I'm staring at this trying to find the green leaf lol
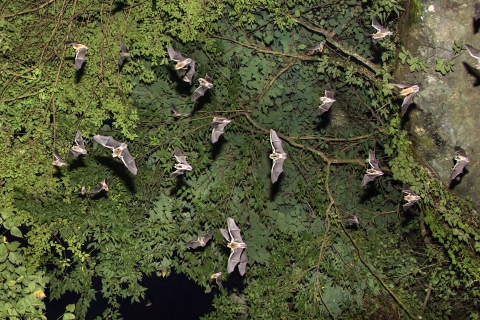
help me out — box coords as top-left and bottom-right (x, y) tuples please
(10, 227), (22, 238)
(63, 313), (75, 320)
(66, 304), (75, 312)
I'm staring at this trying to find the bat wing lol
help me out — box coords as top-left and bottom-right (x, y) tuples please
(271, 158), (285, 183)
(167, 46), (185, 61)
(368, 150), (379, 168)
(75, 130), (86, 149)
(476, 3), (480, 19)
(205, 73), (213, 84)
(371, 17), (385, 31)
(238, 250), (248, 276)
(191, 85), (208, 101)
(325, 85), (334, 99)
(219, 228), (230, 241)
(89, 182), (104, 194)
(402, 202), (414, 211)
(171, 104), (179, 114)
(68, 149), (83, 159)
(466, 44), (480, 59)
(211, 121), (229, 143)
(227, 248), (243, 274)
(174, 147), (187, 164)
(270, 129), (285, 154)
(183, 60), (196, 84)
(120, 41), (128, 53)
(401, 93), (415, 116)
(450, 161), (467, 180)
(402, 183), (414, 194)
(389, 79), (408, 89)
(185, 240), (201, 249)
(318, 102), (333, 115)
(53, 148), (66, 165)
(75, 48), (87, 70)
(64, 40), (80, 46)
(227, 217), (244, 243)
(215, 277), (223, 289)
(120, 148), (137, 175)
(203, 230), (214, 244)
(118, 55), (127, 67)
(454, 146), (467, 157)
(361, 174), (377, 186)
(93, 135), (122, 150)
(170, 169), (185, 178)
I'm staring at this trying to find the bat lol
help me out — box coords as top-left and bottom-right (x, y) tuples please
(171, 104), (189, 117)
(118, 41), (130, 67)
(210, 272), (223, 289)
(269, 129), (288, 183)
(89, 179), (108, 194)
(170, 147), (192, 178)
(191, 73), (213, 101)
(465, 44), (480, 69)
(317, 84), (336, 116)
(79, 186), (86, 195)
(69, 130), (88, 158)
(402, 184), (421, 211)
(65, 41), (88, 70)
(305, 40), (326, 55)
(344, 213), (359, 227)
(475, 3), (480, 20)
(211, 117), (232, 143)
(167, 46), (192, 70)
(177, 60), (196, 84)
(93, 135), (137, 175)
(389, 80), (420, 116)
(371, 17), (392, 42)
(450, 146), (470, 180)
(361, 149), (384, 186)
(52, 148), (67, 166)
(185, 230), (213, 249)
(219, 217), (247, 275)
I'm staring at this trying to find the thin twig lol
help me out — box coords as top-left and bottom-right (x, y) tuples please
(0, 0), (55, 19)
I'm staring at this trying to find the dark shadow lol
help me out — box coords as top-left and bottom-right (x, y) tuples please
(190, 92), (212, 116)
(95, 156), (136, 193)
(400, 105), (414, 127)
(369, 41), (383, 64)
(68, 154), (87, 171)
(269, 174), (282, 201)
(169, 175), (189, 195)
(75, 65), (86, 84)
(151, 0), (157, 11)
(167, 68), (192, 95)
(90, 189), (109, 200)
(110, 1), (127, 14)
(53, 166), (64, 179)
(474, 18), (480, 34)
(449, 168), (469, 189)
(314, 111), (331, 131)
(211, 138), (225, 161)
(359, 183), (381, 204)
(462, 61), (480, 86)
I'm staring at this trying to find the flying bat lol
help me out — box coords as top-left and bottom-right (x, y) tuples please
(220, 217), (247, 275)
(177, 60), (196, 84)
(167, 46), (192, 70)
(69, 130), (88, 158)
(450, 146), (470, 180)
(79, 186), (86, 195)
(475, 3), (480, 20)
(361, 149), (384, 186)
(191, 73), (213, 101)
(93, 135), (137, 175)
(89, 179), (108, 194)
(171, 104), (189, 117)
(305, 40), (326, 55)
(185, 231), (213, 249)
(269, 129), (288, 183)
(344, 213), (359, 227)
(402, 184), (421, 211)
(210, 272), (223, 289)
(171, 147), (192, 178)
(118, 41), (131, 67)
(390, 80), (420, 116)
(371, 17), (392, 42)
(465, 44), (480, 69)
(65, 40), (88, 70)
(211, 117), (232, 143)
(318, 84), (336, 116)
(52, 148), (67, 166)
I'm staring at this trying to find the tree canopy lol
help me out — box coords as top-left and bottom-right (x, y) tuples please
(1, 0), (480, 319)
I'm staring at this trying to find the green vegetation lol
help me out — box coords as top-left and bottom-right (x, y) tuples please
(1, 0), (479, 319)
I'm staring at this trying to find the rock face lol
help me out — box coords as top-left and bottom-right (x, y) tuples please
(398, 0), (479, 209)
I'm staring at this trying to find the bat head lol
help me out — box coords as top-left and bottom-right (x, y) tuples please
(71, 145), (87, 154)
(112, 143), (128, 157)
(269, 152), (287, 160)
(399, 85), (419, 96)
(175, 59), (192, 70)
(80, 186), (86, 195)
(404, 194), (421, 201)
(366, 168), (383, 176)
(227, 241), (247, 250)
(210, 272), (222, 279)
(199, 77), (213, 88)
(72, 43), (88, 50)
(174, 163), (192, 171)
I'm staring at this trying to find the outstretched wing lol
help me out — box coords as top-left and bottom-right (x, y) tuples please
(325, 85), (335, 99)
(318, 102), (333, 116)
(205, 73), (213, 84)
(238, 250), (248, 276)
(402, 183), (414, 195)
(191, 85), (208, 101)
(466, 44), (480, 59)
(401, 93), (416, 116)
(371, 17), (384, 31)
(227, 217), (243, 243)
(183, 60), (196, 84)
(361, 173), (378, 186)
(119, 148), (137, 175)
(185, 240), (201, 249)
(170, 169), (185, 178)
(75, 48), (87, 70)
(270, 129), (285, 154)
(368, 150), (379, 169)
(93, 135), (122, 150)
(450, 161), (468, 180)
(389, 79), (409, 89)
(219, 228), (230, 241)
(271, 158), (285, 183)
(211, 119), (230, 143)
(475, 3), (480, 20)
(75, 131), (86, 149)
(174, 147), (187, 164)
(167, 46), (186, 61)
(227, 248), (243, 274)
(454, 146), (467, 157)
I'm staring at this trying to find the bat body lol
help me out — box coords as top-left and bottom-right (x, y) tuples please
(305, 40), (326, 55)
(93, 135), (137, 175)
(69, 130), (88, 158)
(171, 147), (192, 178)
(52, 148), (67, 166)
(318, 85), (336, 116)
(269, 129), (288, 183)
(80, 186), (86, 195)
(191, 73), (213, 101)
(450, 146), (470, 180)
(185, 231), (213, 249)
(465, 44), (480, 69)
(371, 17), (392, 42)
(118, 41), (130, 66)
(89, 179), (108, 194)
(476, 3), (480, 20)
(65, 41), (88, 70)
(402, 184), (421, 211)
(171, 104), (189, 117)
(345, 213), (359, 227)
(220, 217), (247, 275)
(390, 80), (420, 116)
(211, 117), (232, 143)
(167, 46), (192, 70)
(177, 60), (196, 84)
(210, 272), (223, 289)
(361, 150), (384, 186)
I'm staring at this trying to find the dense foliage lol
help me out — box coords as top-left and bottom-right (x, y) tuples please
(1, 0), (480, 319)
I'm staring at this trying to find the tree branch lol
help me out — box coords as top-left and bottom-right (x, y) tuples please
(0, 0), (55, 19)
